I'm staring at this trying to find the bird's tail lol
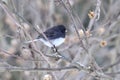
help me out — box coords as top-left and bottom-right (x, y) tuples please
(24, 39), (40, 44)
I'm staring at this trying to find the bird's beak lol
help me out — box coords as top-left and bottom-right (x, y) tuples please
(65, 30), (67, 33)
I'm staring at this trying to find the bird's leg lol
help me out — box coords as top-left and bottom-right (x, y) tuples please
(51, 45), (61, 60)
(51, 45), (58, 53)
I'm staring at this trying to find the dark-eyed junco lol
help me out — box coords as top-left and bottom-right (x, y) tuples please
(26, 25), (67, 47)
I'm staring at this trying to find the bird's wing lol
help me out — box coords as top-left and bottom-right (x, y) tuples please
(44, 30), (58, 40)
(37, 26), (63, 40)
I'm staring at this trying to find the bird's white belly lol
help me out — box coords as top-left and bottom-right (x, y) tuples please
(40, 38), (65, 47)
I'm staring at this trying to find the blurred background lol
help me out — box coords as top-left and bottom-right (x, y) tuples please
(0, 0), (120, 80)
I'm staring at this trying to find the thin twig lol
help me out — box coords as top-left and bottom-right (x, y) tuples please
(0, 66), (78, 72)
(0, 2), (21, 27)
(102, 56), (120, 71)
(88, 0), (101, 31)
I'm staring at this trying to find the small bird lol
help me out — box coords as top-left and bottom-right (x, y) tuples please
(26, 25), (67, 47)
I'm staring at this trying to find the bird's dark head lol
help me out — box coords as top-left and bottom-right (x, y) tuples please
(57, 25), (66, 33)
